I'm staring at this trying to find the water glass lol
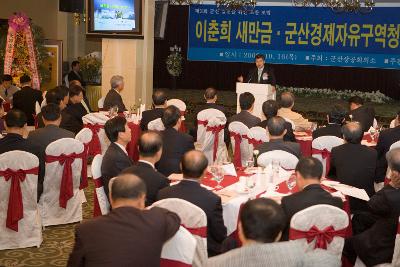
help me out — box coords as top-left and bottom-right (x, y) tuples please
(210, 165), (224, 189)
(246, 175), (257, 199)
(271, 160), (280, 183)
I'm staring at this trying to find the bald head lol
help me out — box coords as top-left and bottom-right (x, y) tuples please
(111, 174), (146, 202)
(342, 122), (363, 144)
(152, 89), (167, 106)
(280, 92), (295, 109)
(182, 150), (208, 179)
(204, 87), (217, 101)
(267, 116), (286, 137)
(138, 131), (163, 158)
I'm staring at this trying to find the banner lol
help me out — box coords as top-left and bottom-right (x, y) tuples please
(188, 5), (400, 69)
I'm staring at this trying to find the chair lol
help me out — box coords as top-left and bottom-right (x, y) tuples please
(284, 117), (296, 130)
(197, 108), (225, 145)
(98, 97), (105, 110)
(289, 204), (349, 258)
(257, 150), (299, 170)
(312, 136), (343, 177)
(390, 119), (396, 129)
(75, 128), (93, 189)
(249, 126), (269, 144)
(35, 101), (41, 115)
(152, 198), (208, 267)
(39, 138), (84, 226)
(64, 74), (69, 87)
(0, 151), (42, 250)
(91, 154), (110, 217)
(201, 115), (227, 165)
(167, 99), (187, 132)
(373, 118), (378, 128)
(148, 118), (165, 131)
(82, 113), (110, 156)
(228, 121), (253, 167)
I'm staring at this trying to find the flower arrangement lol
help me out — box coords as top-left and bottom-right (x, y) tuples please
(166, 48), (183, 77)
(79, 55), (102, 84)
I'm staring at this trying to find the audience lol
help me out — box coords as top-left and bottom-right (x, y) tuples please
(140, 89), (167, 131)
(343, 148), (400, 266)
(277, 91), (312, 131)
(12, 75), (43, 126)
(0, 74), (19, 103)
(281, 157), (343, 240)
(228, 92), (261, 128)
(156, 105), (194, 176)
(101, 116), (133, 199)
(68, 79), (91, 112)
(206, 198), (340, 267)
(67, 173), (180, 267)
(347, 96), (375, 132)
(103, 75), (127, 111)
(63, 85), (88, 134)
(157, 150), (227, 256)
(312, 105), (346, 139)
(257, 100), (295, 142)
(257, 116), (301, 158)
(121, 131), (169, 206)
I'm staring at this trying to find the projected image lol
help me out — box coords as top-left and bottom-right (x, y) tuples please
(93, 0), (135, 31)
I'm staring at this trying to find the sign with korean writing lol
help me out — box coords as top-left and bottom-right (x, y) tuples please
(187, 5), (400, 69)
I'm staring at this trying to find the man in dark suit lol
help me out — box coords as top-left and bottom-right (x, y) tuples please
(228, 92), (261, 129)
(156, 105), (195, 177)
(343, 148), (400, 266)
(103, 75), (127, 111)
(0, 109), (43, 200)
(257, 100), (295, 142)
(375, 112), (400, 183)
(328, 122), (377, 217)
(257, 116), (301, 158)
(63, 85), (88, 134)
(121, 131), (169, 206)
(67, 173), (180, 267)
(347, 96), (375, 132)
(140, 89), (167, 131)
(101, 116), (133, 199)
(12, 75), (43, 126)
(67, 60), (86, 87)
(157, 150), (227, 256)
(312, 105), (346, 140)
(281, 157), (343, 240)
(69, 80), (91, 113)
(238, 54), (276, 90)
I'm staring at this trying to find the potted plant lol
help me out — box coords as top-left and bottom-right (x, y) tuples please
(166, 45), (183, 90)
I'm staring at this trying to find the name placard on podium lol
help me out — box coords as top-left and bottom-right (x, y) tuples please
(236, 83), (276, 119)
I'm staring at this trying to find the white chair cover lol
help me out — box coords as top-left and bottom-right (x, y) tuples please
(229, 121), (253, 167)
(196, 108), (225, 145)
(382, 140), (400, 189)
(257, 150), (299, 170)
(82, 113), (110, 154)
(148, 118), (165, 131)
(64, 75), (69, 87)
(201, 115), (227, 165)
(312, 136), (343, 177)
(91, 154), (110, 215)
(290, 204), (349, 258)
(0, 151), (42, 250)
(40, 99), (47, 108)
(373, 118), (378, 128)
(152, 198), (208, 267)
(98, 97), (105, 109)
(250, 126), (269, 143)
(284, 117), (296, 129)
(35, 101), (41, 115)
(390, 119), (396, 129)
(39, 138), (84, 226)
(75, 127), (93, 188)
(167, 98), (187, 113)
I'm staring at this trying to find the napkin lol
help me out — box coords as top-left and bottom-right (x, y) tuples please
(330, 184), (370, 201)
(222, 163), (237, 177)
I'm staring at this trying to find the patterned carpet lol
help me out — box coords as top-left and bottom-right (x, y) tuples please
(0, 179), (95, 267)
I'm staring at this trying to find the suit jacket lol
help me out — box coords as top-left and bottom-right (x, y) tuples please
(328, 143), (377, 213)
(351, 185), (400, 266)
(257, 139), (301, 158)
(277, 108), (312, 131)
(0, 133), (44, 200)
(101, 143), (133, 198)
(281, 184), (343, 240)
(257, 119), (296, 142)
(67, 206), (180, 267)
(121, 161), (170, 206)
(228, 111), (261, 129)
(140, 108), (164, 131)
(156, 128), (194, 177)
(12, 86), (43, 126)
(312, 123), (343, 140)
(245, 64), (276, 85)
(375, 126), (400, 182)
(103, 89), (126, 112)
(62, 103), (88, 134)
(28, 125), (74, 154)
(204, 241), (341, 267)
(67, 70), (86, 86)
(348, 106), (375, 132)
(36, 110), (80, 135)
(157, 179), (227, 256)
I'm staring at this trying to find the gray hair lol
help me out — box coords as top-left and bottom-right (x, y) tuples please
(110, 75), (124, 89)
(387, 148), (400, 172)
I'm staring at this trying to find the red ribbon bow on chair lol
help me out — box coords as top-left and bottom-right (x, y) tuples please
(197, 120), (208, 127)
(312, 148), (331, 174)
(243, 135), (263, 147)
(289, 225), (347, 249)
(207, 124), (225, 162)
(84, 123), (103, 156)
(0, 167), (39, 231)
(93, 177), (104, 217)
(179, 111), (187, 133)
(230, 132), (243, 167)
(182, 224), (207, 238)
(46, 152), (84, 209)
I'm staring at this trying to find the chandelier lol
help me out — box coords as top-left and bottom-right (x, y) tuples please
(292, 0), (375, 13)
(216, 0), (257, 10)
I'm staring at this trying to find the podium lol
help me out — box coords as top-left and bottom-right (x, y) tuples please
(236, 82), (276, 119)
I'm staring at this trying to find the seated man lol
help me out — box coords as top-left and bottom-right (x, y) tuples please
(121, 131), (169, 206)
(0, 74), (19, 103)
(63, 85), (88, 134)
(103, 75), (127, 111)
(281, 157), (343, 240)
(375, 111), (400, 183)
(69, 79), (91, 112)
(206, 198), (340, 267)
(228, 92), (261, 129)
(277, 91), (312, 131)
(328, 122), (377, 215)
(140, 89), (167, 131)
(312, 105), (346, 140)
(257, 100), (295, 142)
(101, 116), (133, 199)
(67, 174), (180, 267)
(343, 148), (400, 266)
(37, 86), (70, 128)
(347, 96), (375, 132)
(157, 150), (227, 256)
(156, 105), (194, 176)
(257, 116), (301, 158)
